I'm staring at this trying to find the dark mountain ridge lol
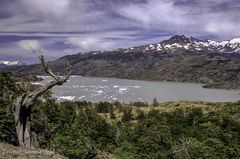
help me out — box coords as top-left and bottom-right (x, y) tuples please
(3, 35), (240, 89)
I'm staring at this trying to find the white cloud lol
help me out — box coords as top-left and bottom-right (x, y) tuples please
(117, 0), (195, 32)
(0, 0), (132, 33)
(117, 0), (240, 38)
(19, 0), (70, 18)
(65, 37), (117, 51)
(0, 0), (240, 38)
(1, 0), (240, 63)
(18, 40), (40, 51)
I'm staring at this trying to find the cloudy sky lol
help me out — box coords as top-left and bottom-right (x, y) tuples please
(0, 0), (240, 63)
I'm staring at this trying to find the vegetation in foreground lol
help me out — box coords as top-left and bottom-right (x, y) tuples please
(0, 72), (240, 159)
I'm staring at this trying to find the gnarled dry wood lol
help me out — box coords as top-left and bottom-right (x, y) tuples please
(13, 53), (72, 147)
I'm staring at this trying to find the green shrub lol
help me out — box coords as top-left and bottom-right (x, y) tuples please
(122, 108), (133, 122)
(0, 72), (24, 145)
(95, 101), (113, 113)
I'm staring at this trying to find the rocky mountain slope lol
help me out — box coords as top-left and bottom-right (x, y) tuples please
(4, 35), (240, 89)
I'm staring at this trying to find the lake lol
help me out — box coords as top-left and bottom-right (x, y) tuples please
(34, 76), (240, 103)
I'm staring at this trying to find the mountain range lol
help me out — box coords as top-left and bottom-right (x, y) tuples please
(113, 35), (240, 54)
(0, 60), (24, 65)
(3, 35), (240, 89)
(0, 60), (24, 69)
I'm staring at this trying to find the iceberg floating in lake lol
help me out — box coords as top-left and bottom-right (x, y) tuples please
(59, 96), (76, 101)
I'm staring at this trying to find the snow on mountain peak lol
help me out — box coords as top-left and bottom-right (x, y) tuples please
(158, 35), (240, 53)
(114, 35), (240, 54)
(230, 38), (240, 44)
(0, 60), (24, 66)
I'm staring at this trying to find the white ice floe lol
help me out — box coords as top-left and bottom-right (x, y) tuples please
(70, 76), (81, 78)
(78, 96), (85, 100)
(129, 86), (141, 88)
(37, 76), (49, 79)
(119, 88), (128, 93)
(72, 85), (80, 88)
(31, 82), (43, 85)
(92, 90), (104, 96)
(59, 96), (76, 101)
(98, 86), (108, 89)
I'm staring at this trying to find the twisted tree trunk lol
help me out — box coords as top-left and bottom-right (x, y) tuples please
(13, 54), (72, 147)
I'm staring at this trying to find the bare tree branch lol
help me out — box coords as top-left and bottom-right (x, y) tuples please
(39, 54), (60, 82)
(13, 53), (72, 147)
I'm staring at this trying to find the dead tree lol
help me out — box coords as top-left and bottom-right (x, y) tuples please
(13, 54), (72, 147)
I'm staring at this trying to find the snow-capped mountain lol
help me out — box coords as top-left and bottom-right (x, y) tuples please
(115, 35), (240, 54)
(5, 35), (240, 90)
(0, 60), (24, 66)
